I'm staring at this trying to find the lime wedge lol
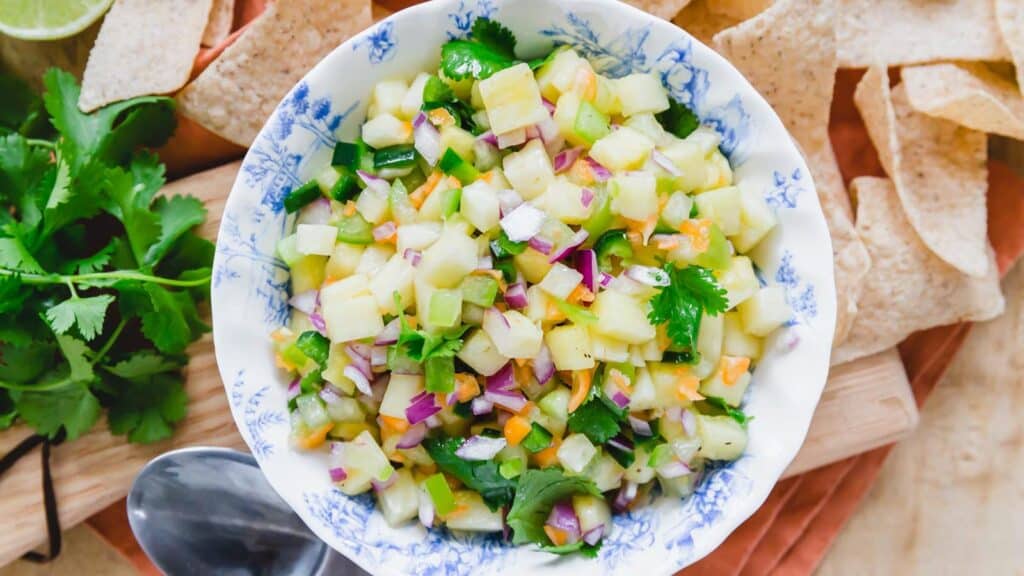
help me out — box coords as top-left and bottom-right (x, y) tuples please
(0, 0), (114, 41)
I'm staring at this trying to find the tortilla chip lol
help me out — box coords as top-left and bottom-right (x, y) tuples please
(178, 0), (372, 147)
(903, 63), (1024, 141)
(995, 0), (1024, 95)
(854, 66), (990, 278)
(78, 0), (212, 112)
(706, 0), (772, 20)
(672, 0), (742, 46)
(202, 0), (235, 47)
(713, 0), (870, 345)
(838, 0), (1010, 68)
(626, 0), (695, 20)
(832, 177), (1004, 365)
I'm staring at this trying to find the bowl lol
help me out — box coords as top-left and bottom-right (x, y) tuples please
(211, 0), (837, 573)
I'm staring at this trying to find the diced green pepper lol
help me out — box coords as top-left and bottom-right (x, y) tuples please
(335, 213), (374, 245)
(299, 368), (323, 394)
(662, 350), (698, 364)
(581, 189), (614, 243)
(425, 356), (456, 393)
(594, 229), (633, 271)
(332, 141), (369, 169)
(281, 342), (308, 368)
(521, 422), (554, 453)
(552, 298), (598, 325)
(283, 181), (321, 214)
(439, 148), (479, 185)
(490, 231), (526, 259)
(460, 275), (499, 307)
(441, 187), (462, 219)
(574, 100), (610, 144)
(694, 224), (730, 270)
(295, 331), (330, 366)
(499, 458), (524, 479)
(647, 443), (674, 467)
(329, 171), (359, 202)
(493, 258), (517, 284)
(424, 473), (457, 516)
(373, 144), (418, 170)
(428, 289), (462, 328)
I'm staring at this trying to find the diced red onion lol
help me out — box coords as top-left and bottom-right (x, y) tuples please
(412, 111), (427, 129)
(414, 115), (442, 166)
(286, 378), (301, 401)
(651, 149), (681, 176)
(533, 343), (555, 385)
(528, 235), (553, 254)
(599, 272), (613, 288)
(486, 362), (516, 391)
(553, 147), (582, 173)
(497, 189), (524, 216)
(455, 435), (508, 460)
(319, 385), (342, 405)
(297, 197), (331, 226)
(586, 157), (612, 181)
(396, 422), (427, 449)
(425, 414), (443, 428)
(330, 441), (345, 456)
(357, 170), (390, 195)
(373, 221), (397, 242)
(504, 282), (529, 309)
(329, 467), (348, 482)
(471, 396), (494, 415)
(625, 265), (671, 287)
(372, 473), (397, 492)
(370, 346), (388, 368)
(548, 229), (589, 263)
(497, 129), (526, 149)
(403, 248), (422, 266)
(542, 98), (556, 115)
(525, 124), (541, 141)
(346, 345), (373, 379)
(536, 116), (561, 144)
(477, 255), (493, 270)
(613, 481), (638, 511)
(628, 415), (653, 436)
(406, 392), (441, 425)
(477, 130), (499, 147)
(289, 290), (318, 315)
(582, 526), (604, 546)
(607, 434), (634, 453)
(681, 409), (697, 437)
(347, 342), (371, 359)
(546, 501), (581, 543)
(484, 388), (528, 412)
(344, 365), (372, 396)
(580, 187), (594, 208)
(500, 203), (546, 242)
(657, 459), (692, 479)
(609, 389), (630, 409)
(577, 249), (598, 293)
(419, 495), (435, 527)
(375, 318), (401, 345)
(309, 312), (327, 335)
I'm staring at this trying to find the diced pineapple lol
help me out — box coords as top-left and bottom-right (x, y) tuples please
(716, 256), (759, 310)
(479, 63), (549, 135)
(369, 255), (416, 315)
(445, 491), (504, 531)
(414, 277), (437, 328)
(417, 176), (457, 222)
(418, 228), (478, 288)
(325, 243), (365, 279)
(739, 285), (790, 336)
(730, 181), (777, 252)
(440, 69), (473, 100)
(696, 414), (747, 460)
(295, 224), (337, 256)
(588, 329), (630, 362)
(513, 247), (554, 284)
(592, 74), (621, 116)
(400, 73), (431, 119)
(611, 172), (658, 221)
(460, 180), (501, 233)
(695, 186), (742, 236)
(483, 309), (543, 358)
(440, 125), (477, 163)
(702, 150), (734, 190)
(558, 433), (597, 473)
(589, 126), (655, 172)
(646, 362), (702, 408)
(623, 113), (672, 146)
(612, 73), (670, 117)
(378, 468), (419, 526)
(361, 113), (413, 148)
(322, 343), (355, 394)
(539, 177), (593, 224)
(536, 48), (588, 102)
(290, 255), (327, 293)
(372, 79), (409, 119)
(538, 262), (583, 300)
(585, 451), (625, 492)
(334, 431), (393, 495)
(686, 127), (723, 155)
(538, 386), (571, 420)
(322, 273), (370, 300)
(692, 311), (724, 379)
(700, 368), (751, 407)
(591, 289), (656, 344)
(661, 192), (694, 230)
(355, 244), (395, 276)
(396, 222), (442, 254)
(553, 91), (587, 148)
(457, 329), (510, 376)
(502, 139), (554, 200)
(623, 446), (656, 483)
(723, 312), (762, 359)
(573, 494), (612, 536)
(659, 141), (708, 193)
(545, 324), (595, 371)
(322, 294), (384, 343)
(525, 284), (561, 325)
(635, 337), (662, 361)
(379, 374), (424, 419)
(355, 187), (390, 224)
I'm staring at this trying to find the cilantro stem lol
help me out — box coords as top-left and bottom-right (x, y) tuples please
(92, 318), (127, 365)
(0, 376), (73, 392)
(26, 138), (55, 150)
(65, 278), (79, 299)
(0, 268), (210, 288)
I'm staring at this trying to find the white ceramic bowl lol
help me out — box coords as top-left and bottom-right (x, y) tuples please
(212, 0), (837, 573)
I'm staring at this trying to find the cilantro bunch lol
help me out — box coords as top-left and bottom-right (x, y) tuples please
(0, 69), (213, 444)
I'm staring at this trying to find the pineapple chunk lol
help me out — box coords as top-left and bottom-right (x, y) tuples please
(355, 244), (395, 276)
(623, 113), (672, 146)
(325, 243), (365, 279)
(513, 247), (554, 284)
(440, 125), (477, 163)
(573, 494), (612, 536)
(526, 284), (565, 325)
(538, 262), (583, 300)
(591, 289), (656, 344)
(700, 368), (751, 407)
(730, 181), (777, 253)
(502, 139), (554, 200)
(558, 433), (598, 473)
(536, 48), (588, 102)
(400, 73), (431, 119)
(369, 255), (416, 315)
(479, 63), (549, 135)
(723, 312), (762, 359)
(586, 451), (625, 492)
(372, 79), (409, 119)
(553, 91), (587, 148)
(659, 140), (708, 193)
(295, 224), (337, 256)
(611, 172), (658, 221)
(592, 74), (621, 116)
(647, 362), (702, 409)
(378, 468), (419, 527)
(445, 491), (504, 531)
(290, 255), (326, 293)
(612, 73), (670, 117)
(738, 286), (790, 336)
(539, 177), (593, 224)
(322, 294), (384, 343)
(693, 311), (724, 379)
(334, 431), (393, 495)
(322, 274), (371, 301)
(589, 126), (654, 172)
(457, 329), (510, 376)
(545, 324), (595, 371)
(696, 415), (747, 460)
(361, 113), (412, 148)
(588, 329), (630, 362)
(355, 187), (390, 224)
(483, 309), (543, 358)
(685, 126), (723, 155)
(414, 278), (437, 328)
(322, 343), (354, 394)
(716, 256), (759, 310)
(418, 228), (478, 288)
(380, 373), (424, 419)
(396, 222), (442, 254)
(695, 186), (742, 236)
(460, 180), (501, 233)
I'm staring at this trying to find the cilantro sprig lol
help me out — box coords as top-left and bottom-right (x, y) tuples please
(0, 69), (212, 444)
(440, 18), (520, 81)
(648, 264), (728, 354)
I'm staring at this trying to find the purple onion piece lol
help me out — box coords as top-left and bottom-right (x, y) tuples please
(371, 472), (397, 492)
(553, 147), (582, 173)
(533, 343), (555, 385)
(586, 157), (612, 181)
(548, 229), (589, 264)
(580, 187), (594, 208)
(286, 378), (301, 401)
(309, 312), (327, 335)
(484, 389), (528, 412)
(628, 415), (653, 436)
(329, 467), (348, 483)
(577, 249), (598, 293)
(486, 362), (516, 391)
(528, 235), (554, 255)
(503, 282), (529, 309)
(405, 393), (441, 425)
(403, 248), (422, 266)
(471, 396), (494, 415)
(651, 149), (682, 176)
(289, 290), (318, 315)
(344, 365), (372, 396)
(375, 318), (401, 345)
(373, 221), (397, 242)
(396, 422), (427, 449)
(545, 501), (581, 543)
(582, 526), (604, 546)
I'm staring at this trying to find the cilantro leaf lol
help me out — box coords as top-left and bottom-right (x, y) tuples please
(421, 76), (479, 133)
(0, 336), (55, 383)
(103, 166), (161, 266)
(567, 374), (625, 444)
(542, 540), (602, 558)
(0, 73), (45, 135)
(648, 264), (728, 353)
(702, 396), (752, 427)
(657, 98), (700, 139)
(423, 436), (517, 510)
(42, 155), (106, 238)
(105, 351), (183, 378)
(104, 368), (187, 443)
(393, 297), (470, 362)
(471, 18), (517, 59)
(144, 195), (207, 267)
(0, 275), (28, 314)
(45, 295), (115, 341)
(507, 469), (601, 546)
(441, 41), (517, 81)
(59, 239), (117, 274)
(0, 390), (15, 430)
(55, 333), (94, 383)
(119, 282), (209, 355)
(0, 233), (44, 272)
(11, 380), (101, 440)
(0, 134), (51, 224)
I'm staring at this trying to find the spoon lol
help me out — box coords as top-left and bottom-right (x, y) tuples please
(127, 446), (368, 576)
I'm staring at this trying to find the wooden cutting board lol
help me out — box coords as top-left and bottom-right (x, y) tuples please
(0, 162), (919, 567)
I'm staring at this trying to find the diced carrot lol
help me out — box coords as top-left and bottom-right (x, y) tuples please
(428, 107), (456, 128)
(567, 283), (595, 305)
(517, 400), (536, 417)
(569, 158), (595, 185)
(545, 301), (565, 322)
(674, 369), (704, 402)
(274, 354), (295, 371)
(455, 373), (481, 402)
(420, 463), (438, 475)
(480, 170), (495, 183)
(544, 525), (570, 547)
(270, 327), (292, 342)
(504, 416), (532, 446)
(532, 438), (562, 468)
(296, 423), (334, 450)
(445, 504), (470, 519)
(388, 452), (406, 464)
(609, 368), (632, 394)
(410, 171), (443, 208)
(679, 219), (712, 252)
(380, 414), (410, 433)
(569, 370), (593, 412)
(718, 356), (751, 386)
(655, 235), (682, 251)
(343, 201), (357, 216)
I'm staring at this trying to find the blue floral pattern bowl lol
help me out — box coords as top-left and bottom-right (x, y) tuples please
(211, 0), (837, 573)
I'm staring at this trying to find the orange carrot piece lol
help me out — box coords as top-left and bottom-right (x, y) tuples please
(532, 438), (561, 468)
(544, 525), (569, 547)
(410, 171), (443, 208)
(343, 201), (357, 216)
(674, 369), (704, 402)
(504, 416), (532, 446)
(296, 423), (334, 450)
(380, 414), (410, 433)
(719, 356), (751, 386)
(679, 219), (712, 252)
(455, 373), (481, 402)
(568, 370), (593, 412)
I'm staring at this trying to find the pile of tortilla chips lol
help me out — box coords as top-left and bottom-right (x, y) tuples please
(68, 0), (1016, 366)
